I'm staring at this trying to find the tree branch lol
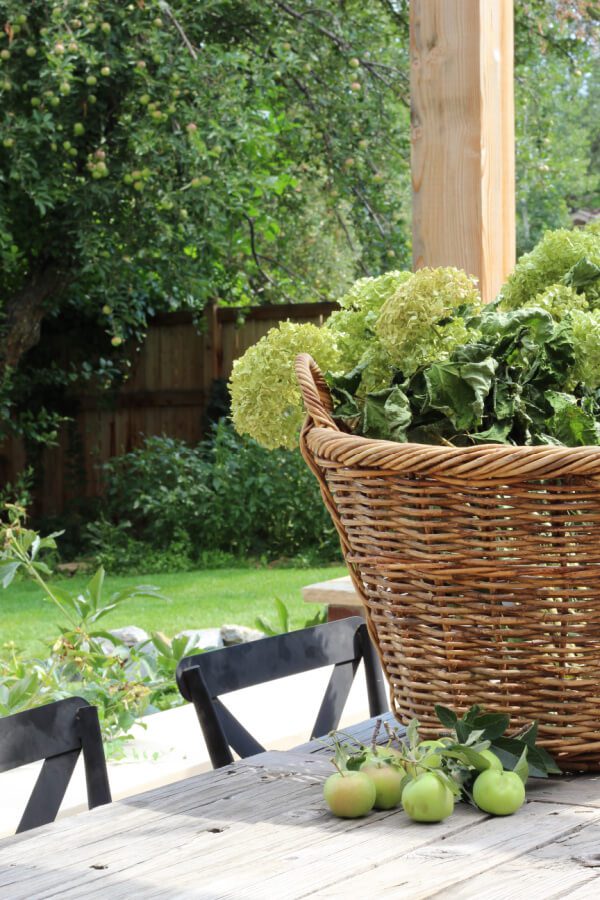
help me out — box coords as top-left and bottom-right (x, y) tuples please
(160, 2), (198, 60)
(1, 264), (68, 370)
(256, 252), (329, 300)
(352, 186), (387, 237)
(243, 214), (294, 301)
(272, 0), (409, 100)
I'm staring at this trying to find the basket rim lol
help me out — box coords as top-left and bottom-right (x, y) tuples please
(303, 426), (600, 479)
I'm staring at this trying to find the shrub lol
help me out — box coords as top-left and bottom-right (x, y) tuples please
(99, 435), (213, 548)
(88, 422), (340, 570)
(204, 420), (339, 559)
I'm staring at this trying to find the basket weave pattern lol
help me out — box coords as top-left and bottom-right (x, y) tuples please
(296, 354), (600, 770)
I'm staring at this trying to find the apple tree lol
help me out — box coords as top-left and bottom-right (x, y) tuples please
(0, 0), (412, 445)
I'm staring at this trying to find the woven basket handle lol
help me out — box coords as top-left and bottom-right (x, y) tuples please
(295, 353), (338, 430)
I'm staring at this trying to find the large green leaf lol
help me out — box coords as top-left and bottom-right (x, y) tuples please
(362, 386), (412, 441)
(469, 422), (513, 444)
(434, 704), (458, 729)
(563, 257), (600, 293)
(472, 712), (511, 740)
(546, 391), (600, 446)
(423, 359), (497, 432)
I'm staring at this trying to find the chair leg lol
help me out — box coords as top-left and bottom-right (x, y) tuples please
(17, 751), (79, 833)
(77, 705), (112, 809)
(183, 666), (235, 768)
(360, 628), (389, 716)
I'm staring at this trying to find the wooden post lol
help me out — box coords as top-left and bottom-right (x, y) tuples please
(410, 0), (515, 303)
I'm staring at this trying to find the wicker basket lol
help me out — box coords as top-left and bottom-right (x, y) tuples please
(296, 353), (600, 771)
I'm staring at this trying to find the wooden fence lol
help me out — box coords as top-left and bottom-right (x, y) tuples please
(1, 301), (337, 516)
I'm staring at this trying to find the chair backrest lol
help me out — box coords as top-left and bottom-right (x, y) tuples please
(0, 697), (112, 833)
(176, 616), (388, 768)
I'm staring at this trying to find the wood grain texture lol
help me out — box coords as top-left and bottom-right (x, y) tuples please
(1, 717), (599, 900)
(411, 0), (515, 302)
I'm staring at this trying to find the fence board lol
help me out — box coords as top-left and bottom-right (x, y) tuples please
(0, 302), (337, 515)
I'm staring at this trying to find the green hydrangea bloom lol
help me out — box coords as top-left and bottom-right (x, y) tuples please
(229, 321), (339, 450)
(523, 283), (589, 321)
(326, 270), (413, 374)
(570, 309), (600, 390)
(500, 225), (600, 310)
(375, 267), (481, 375)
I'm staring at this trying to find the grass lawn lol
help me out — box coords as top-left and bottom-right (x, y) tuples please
(2, 565), (347, 655)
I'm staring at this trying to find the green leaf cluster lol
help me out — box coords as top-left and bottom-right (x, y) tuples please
(0, 504), (173, 746)
(434, 705), (560, 780)
(499, 227), (600, 310)
(337, 303), (600, 447)
(321, 224), (600, 449)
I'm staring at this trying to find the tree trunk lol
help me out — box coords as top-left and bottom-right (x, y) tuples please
(1, 265), (66, 369)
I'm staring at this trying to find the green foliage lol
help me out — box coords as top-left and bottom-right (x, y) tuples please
(570, 309), (600, 389)
(524, 283), (588, 321)
(85, 519), (196, 576)
(0, 504), (170, 747)
(515, 54), (599, 253)
(255, 597), (327, 636)
(434, 704), (560, 780)
(499, 224), (600, 309)
(334, 299), (600, 447)
(0, 466), (33, 507)
(0, 0), (411, 446)
(375, 267), (482, 375)
(97, 435), (212, 548)
(230, 321), (340, 449)
(90, 422), (341, 570)
(325, 270), (412, 392)
(231, 227), (600, 450)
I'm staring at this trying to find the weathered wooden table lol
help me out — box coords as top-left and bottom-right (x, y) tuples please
(2, 715), (600, 899)
(302, 574), (363, 621)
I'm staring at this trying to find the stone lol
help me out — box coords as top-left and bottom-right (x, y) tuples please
(109, 625), (150, 647)
(133, 638), (159, 661)
(173, 628), (223, 652)
(220, 624), (265, 646)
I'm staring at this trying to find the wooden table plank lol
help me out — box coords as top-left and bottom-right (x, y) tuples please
(1, 714), (598, 899)
(438, 828), (600, 900)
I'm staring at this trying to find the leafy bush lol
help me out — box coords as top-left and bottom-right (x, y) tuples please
(0, 468), (33, 508)
(204, 421), (339, 559)
(0, 505), (170, 752)
(85, 519), (196, 575)
(1, 509), (329, 752)
(88, 423), (340, 571)
(99, 436), (212, 548)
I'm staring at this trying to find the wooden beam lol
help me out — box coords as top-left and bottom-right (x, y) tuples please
(410, 0), (515, 303)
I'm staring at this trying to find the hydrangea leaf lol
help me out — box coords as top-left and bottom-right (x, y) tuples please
(545, 392), (600, 446)
(562, 257), (600, 293)
(362, 386), (412, 441)
(423, 358), (497, 433)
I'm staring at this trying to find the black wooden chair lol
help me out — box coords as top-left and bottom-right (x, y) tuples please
(176, 616), (388, 768)
(0, 696), (112, 833)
